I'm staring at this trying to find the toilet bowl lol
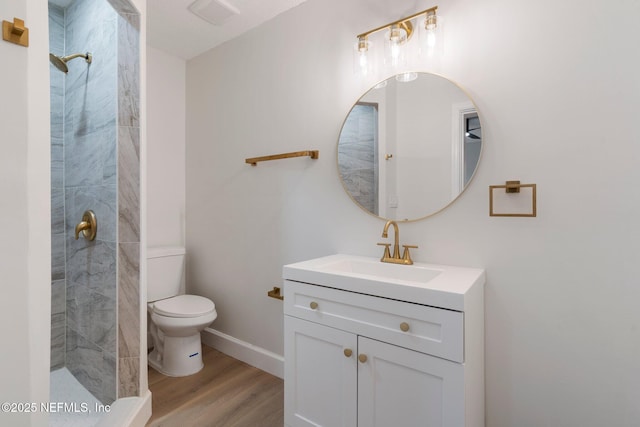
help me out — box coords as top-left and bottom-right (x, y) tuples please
(148, 294), (217, 377)
(147, 247), (217, 377)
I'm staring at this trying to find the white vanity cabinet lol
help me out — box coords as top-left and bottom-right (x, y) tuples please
(283, 255), (485, 427)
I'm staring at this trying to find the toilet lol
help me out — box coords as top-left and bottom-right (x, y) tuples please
(147, 246), (217, 377)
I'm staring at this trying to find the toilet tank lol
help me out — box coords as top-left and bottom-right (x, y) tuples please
(147, 246), (186, 302)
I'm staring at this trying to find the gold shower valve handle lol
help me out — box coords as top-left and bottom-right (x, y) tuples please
(75, 210), (97, 241)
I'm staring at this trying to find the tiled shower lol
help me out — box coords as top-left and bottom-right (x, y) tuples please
(49, 0), (141, 406)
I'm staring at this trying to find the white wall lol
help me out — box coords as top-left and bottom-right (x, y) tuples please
(0, 0), (148, 425)
(146, 47), (186, 248)
(0, 0), (51, 425)
(186, 0), (640, 426)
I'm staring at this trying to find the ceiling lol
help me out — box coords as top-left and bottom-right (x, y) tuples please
(147, 0), (309, 60)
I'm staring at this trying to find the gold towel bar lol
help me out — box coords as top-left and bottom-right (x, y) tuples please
(245, 150), (319, 166)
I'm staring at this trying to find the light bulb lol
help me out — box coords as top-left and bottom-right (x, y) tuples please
(385, 25), (407, 68)
(353, 37), (372, 76)
(424, 14), (438, 49)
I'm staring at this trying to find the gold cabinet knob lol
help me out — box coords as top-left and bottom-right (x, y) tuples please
(358, 354), (368, 363)
(309, 301), (318, 310)
(343, 349), (353, 358)
(400, 322), (410, 332)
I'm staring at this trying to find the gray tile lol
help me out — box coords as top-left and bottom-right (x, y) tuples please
(102, 352), (117, 404)
(64, 133), (104, 188)
(66, 328), (104, 401)
(51, 137), (64, 189)
(50, 320), (66, 371)
(66, 282), (116, 354)
(66, 238), (117, 294)
(118, 126), (140, 243)
(52, 233), (66, 281)
(51, 187), (65, 232)
(118, 357), (139, 398)
(117, 13), (139, 127)
(118, 243), (139, 358)
(52, 279), (66, 315)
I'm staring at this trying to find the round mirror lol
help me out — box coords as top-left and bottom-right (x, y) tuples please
(337, 72), (482, 221)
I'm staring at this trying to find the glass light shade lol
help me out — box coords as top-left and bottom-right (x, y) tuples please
(384, 25), (408, 69)
(419, 13), (443, 58)
(353, 38), (373, 77)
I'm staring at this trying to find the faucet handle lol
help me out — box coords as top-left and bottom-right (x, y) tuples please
(377, 243), (391, 261)
(401, 245), (418, 265)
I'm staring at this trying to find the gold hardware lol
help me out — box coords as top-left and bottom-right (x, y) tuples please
(358, 354), (368, 363)
(376, 243), (391, 260)
(75, 210), (97, 241)
(489, 181), (537, 217)
(344, 349), (353, 358)
(400, 322), (410, 332)
(402, 245), (417, 264)
(379, 220), (418, 265)
(505, 180), (521, 194)
(356, 6), (437, 41)
(385, 154), (393, 160)
(2, 17), (29, 47)
(245, 150), (319, 166)
(267, 286), (284, 301)
(309, 301), (318, 310)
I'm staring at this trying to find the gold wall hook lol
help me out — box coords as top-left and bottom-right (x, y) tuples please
(2, 17), (29, 47)
(267, 286), (284, 300)
(75, 210), (97, 241)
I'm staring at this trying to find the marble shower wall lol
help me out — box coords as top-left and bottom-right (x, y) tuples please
(49, 4), (66, 371)
(114, 8), (141, 398)
(338, 104), (379, 214)
(63, 0), (118, 405)
(49, 0), (140, 404)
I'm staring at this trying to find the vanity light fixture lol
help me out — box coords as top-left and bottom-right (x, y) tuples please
(353, 6), (440, 78)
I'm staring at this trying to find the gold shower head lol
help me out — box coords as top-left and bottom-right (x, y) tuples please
(49, 52), (92, 73)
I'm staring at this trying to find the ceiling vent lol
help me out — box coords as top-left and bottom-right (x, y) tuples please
(188, 0), (240, 26)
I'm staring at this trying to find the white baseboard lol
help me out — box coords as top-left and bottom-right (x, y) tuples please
(201, 327), (284, 379)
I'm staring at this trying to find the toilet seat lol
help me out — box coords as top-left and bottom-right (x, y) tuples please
(152, 295), (215, 318)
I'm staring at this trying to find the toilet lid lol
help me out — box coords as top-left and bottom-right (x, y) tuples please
(153, 295), (216, 318)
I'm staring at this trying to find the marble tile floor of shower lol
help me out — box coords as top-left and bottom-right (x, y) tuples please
(49, 367), (107, 427)
(147, 345), (284, 427)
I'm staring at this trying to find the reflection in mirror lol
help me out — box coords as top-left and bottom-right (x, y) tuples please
(337, 72), (482, 221)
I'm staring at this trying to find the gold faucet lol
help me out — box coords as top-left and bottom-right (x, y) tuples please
(377, 220), (418, 265)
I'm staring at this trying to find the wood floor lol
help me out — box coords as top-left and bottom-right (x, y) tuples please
(146, 345), (284, 427)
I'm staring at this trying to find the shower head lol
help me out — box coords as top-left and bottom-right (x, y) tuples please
(49, 52), (92, 73)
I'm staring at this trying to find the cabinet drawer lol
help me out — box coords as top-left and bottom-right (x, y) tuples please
(284, 280), (464, 362)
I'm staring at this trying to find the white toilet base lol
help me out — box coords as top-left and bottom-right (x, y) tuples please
(149, 333), (204, 377)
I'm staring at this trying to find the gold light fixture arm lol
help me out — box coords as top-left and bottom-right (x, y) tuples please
(356, 6), (438, 40)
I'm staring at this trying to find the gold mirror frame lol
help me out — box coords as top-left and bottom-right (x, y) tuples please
(336, 72), (483, 222)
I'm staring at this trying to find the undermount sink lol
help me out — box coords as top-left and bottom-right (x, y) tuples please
(316, 257), (442, 284)
(283, 254), (485, 311)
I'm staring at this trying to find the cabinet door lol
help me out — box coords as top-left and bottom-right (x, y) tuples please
(358, 337), (464, 427)
(285, 316), (357, 427)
